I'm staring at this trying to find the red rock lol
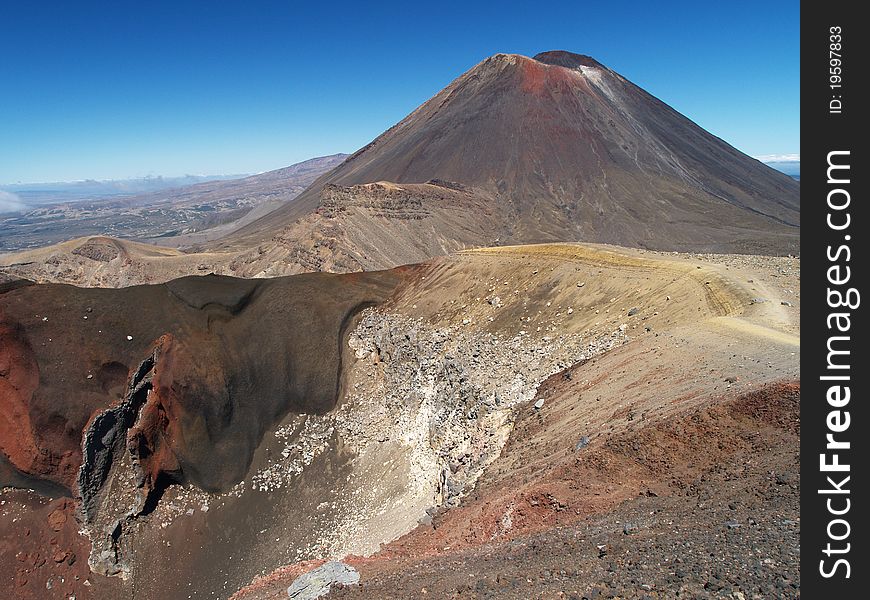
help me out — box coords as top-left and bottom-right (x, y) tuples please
(0, 320), (41, 477)
(47, 508), (66, 531)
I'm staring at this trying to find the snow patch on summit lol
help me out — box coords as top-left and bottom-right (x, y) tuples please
(579, 65), (615, 101)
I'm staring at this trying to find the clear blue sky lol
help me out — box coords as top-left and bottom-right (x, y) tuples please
(0, 0), (799, 184)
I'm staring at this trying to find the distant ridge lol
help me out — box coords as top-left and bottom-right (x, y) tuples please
(0, 154), (349, 252)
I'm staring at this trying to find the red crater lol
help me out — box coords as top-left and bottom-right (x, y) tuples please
(0, 316), (44, 478)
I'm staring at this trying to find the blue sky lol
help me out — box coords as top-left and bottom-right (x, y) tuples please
(0, 1), (799, 184)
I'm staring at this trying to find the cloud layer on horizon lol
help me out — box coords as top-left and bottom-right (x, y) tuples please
(754, 154), (800, 163)
(0, 190), (25, 213)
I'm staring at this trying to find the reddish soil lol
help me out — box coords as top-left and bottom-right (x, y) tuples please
(0, 492), (124, 599)
(235, 382), (800, 599)
(376, 382), (799, 557)
(0, 317), (42, 477)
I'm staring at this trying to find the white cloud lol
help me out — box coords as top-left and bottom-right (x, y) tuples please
(754, 154), (800, 163)
(0, 190), (26, 212)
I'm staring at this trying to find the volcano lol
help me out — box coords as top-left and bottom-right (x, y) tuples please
(223, 50), (799, 262)
(0, 51), (800, 286)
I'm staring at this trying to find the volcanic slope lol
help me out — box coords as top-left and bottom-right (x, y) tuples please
(2, 243), (798, 599)
(220, 50), (799, 268)
(234, 245), (800, 600)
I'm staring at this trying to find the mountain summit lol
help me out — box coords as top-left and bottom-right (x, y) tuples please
(225, 50), (798, 260)
(532, 50), (606, 68)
